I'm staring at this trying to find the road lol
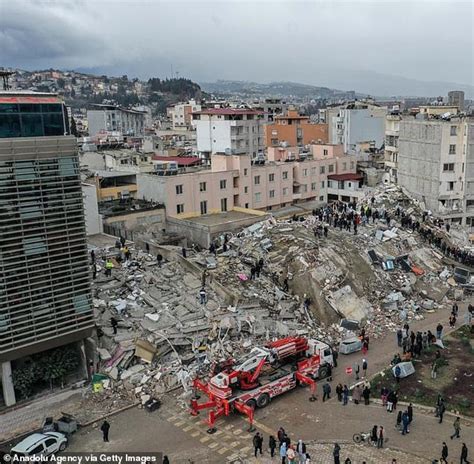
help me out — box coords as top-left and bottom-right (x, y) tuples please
(67, 305), (473, 463)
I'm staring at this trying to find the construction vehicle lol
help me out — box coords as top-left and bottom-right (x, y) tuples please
(190, 336), (334, 433)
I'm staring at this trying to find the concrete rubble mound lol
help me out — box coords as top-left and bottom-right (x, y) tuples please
(87, 184), (471, 410)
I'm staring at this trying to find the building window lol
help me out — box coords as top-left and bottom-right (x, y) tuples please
(176, 184), (183, 195)
(449, 144), (456, 155)
(254, 175), (260, 185)
(199, 182), (207, 192)
(220, 179), (227, 189)
(323, 149), (328, 156)
(320, 166), (325, 174)
(343, 162), (347, 170)
(450, 126), (457, 136)
(244, 186), (248, 193)
(221, 198), (227, 212)
(328, 164), (334, 173)
(200, 200), (208, 214)
(350, 161), (355, 170)
(269, 189), (275, 198)
(255, 192), (262, 202)
(282, 171), (288, 180)
(271, 138), (279, 146)
(311, 182), (316, 191)
(283, 187), (288, 195)
(176, 204), (184, 214)
(447, 181), (454, 191)
(269, 173), (275, 182)
(303, 168), (308, 177)
(443, 163), (455, 172)
(244, 168), (248, 176)
(319, 196), (324, 201)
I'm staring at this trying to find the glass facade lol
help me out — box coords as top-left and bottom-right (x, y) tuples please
(0, 103), (67, 138)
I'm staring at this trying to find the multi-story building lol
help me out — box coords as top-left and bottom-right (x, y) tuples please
(251, 99), (288, 123)
(87, 104), (148, 136)
(398, 115), (474, 227)
(167, 100), (201, 130)
(325, 102), (387, 154)
(192, 108), (265, 160)
(0, 92), (94, 406)
(264, 110), (328, 147)
(447, 91), (465, 112)
(137, 143), (361, 217)
(384, 113), (401, 183)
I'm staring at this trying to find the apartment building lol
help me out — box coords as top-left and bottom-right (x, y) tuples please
(325, 102), (387, 154)
(87, 104), (148, 136)
(192, 108), (265, 160)
(88, 171), (138, 201)
(0, 92), (94, 406)
(137, 143), (360, 217)
(398, 115), (474, 226)
(167, 100), (201, 130)
(251, 98), (288, 122)
(264, 110), (329, 147)
(384, 113), (401, 183)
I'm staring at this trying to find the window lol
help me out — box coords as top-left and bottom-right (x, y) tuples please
(200, 200), (208, 215)
(323, 149), (328, 156)
(221, 198), (227, 212)
(244, 168), (248, 176)
(244, 186), (248, 193)
(176, 204), (184, 214)
(30, 445), (45, 455)
(199, 182), (207, 192)
(44, 438), (57, 447)
(320, 166), (325, 174)
(328, 164), (334, 173)
(269, 189), (275, 198)
(282, 171), (288, 180)
(319, 196), (324, 201)
(343, 162), (347, 170)
(443, 163), (455, 172)
(254, 175), (260, 185)
(449, 144), (456, 155)
(303, 168), (308, 177)
(269, 173), (275, 182)
(450, 126), (457, 136)
(311, 182), (316, 191)
(255, 192), (261, 202)
(220, 179), (227, 189)
(271, 138), (279, 145)
(283, 187), (288, 195)
(350, 161), (355, 170)
(447, 181), (454, 191)
(176, 184), (183, 195)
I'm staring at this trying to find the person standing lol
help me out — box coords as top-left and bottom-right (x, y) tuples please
(280, 442), (288, 464)
(352, 384), (362, 405)
(377, 426), (384, 448)
(278, 427), (286, 447)
(333, 443), (341, 464)
(199, 287), (207, 305)
(451, 416), (461, 439)
(362, 385), (370, 405)
(100, 420), (110, 442)
(438, 399), (446, 424)
(354, 362), (360, 381)
(253, 432), (263, 457)
(397, 328), (403, 347)
(401, 411), (410, 435)
(440, 442), (448, 463)
(269, 436), (277, 458)
(110, 317), (118, 335)
(362, 359), (368, 377)
(323, 381), (331, 402)
(436, 323), (443, 340)
(407, 403), (413, 424)
(296, 440), (306, 464)
(460, 443), (469, 463)
(336, 383), (343, 402)
(181, 247), (187, 258)
(342, 385), (349, 405)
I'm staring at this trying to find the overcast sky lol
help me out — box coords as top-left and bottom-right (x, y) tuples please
(2, 0), (473, 95)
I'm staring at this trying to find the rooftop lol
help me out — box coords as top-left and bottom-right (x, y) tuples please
(92, 170), (137, 178)
(328, 173), (363, 181)
(0, 90), (62, 104)
(153, 155), (202, 166)
(185, 209), (264, 226)
(193, 108), (265, 116)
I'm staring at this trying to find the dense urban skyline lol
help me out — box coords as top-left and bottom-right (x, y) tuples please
(2, 0), (473, 97)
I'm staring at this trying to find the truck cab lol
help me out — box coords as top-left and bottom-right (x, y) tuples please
(306, 339), (334, 377)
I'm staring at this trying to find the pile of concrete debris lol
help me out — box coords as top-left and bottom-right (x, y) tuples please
(87, 184), (468, 410)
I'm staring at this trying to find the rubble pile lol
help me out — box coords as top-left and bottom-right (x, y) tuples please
(87, 184), (471, 410)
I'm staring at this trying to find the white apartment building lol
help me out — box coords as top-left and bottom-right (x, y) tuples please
(326, 102), (387, 155)
(87, 104), (148, 136)
(167, 100), (201, 130)
(384, 113), (401, 183)
(192, 108), (265, 160)
(398, 116), (474, 227)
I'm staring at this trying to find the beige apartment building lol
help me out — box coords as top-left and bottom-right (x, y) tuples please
(137, 144), (362, 218)
(384, 113), (401, 183)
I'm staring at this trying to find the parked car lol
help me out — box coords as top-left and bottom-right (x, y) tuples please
(11, 432), (67, 457)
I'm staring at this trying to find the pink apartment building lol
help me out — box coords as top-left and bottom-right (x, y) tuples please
(137, 144), (364, 218)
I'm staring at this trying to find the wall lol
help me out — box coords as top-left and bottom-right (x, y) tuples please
(103, 208), (166, 231)
(345, 108), (386, 154)
(87, 110), (106, 136)
(82, 183), (103, 235)
(265, 122), (328, 146)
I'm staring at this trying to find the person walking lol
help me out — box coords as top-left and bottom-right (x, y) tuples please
(100, 420), (110, 442)
(387, 390), (395, 412)
(377, 426), (384, 448)
(396, 411), (402, 431)
(333, 443), (341, 464)
(460, 443), (469, 463)
(363, 385), (370, 405)
(401, 411), (410, 435)
(440, 442), (448, 463)
(407, 403), (413, 424)
(451, 416), (461, 439)
(371, 425), (378, 446)
(342, 385), (349, 405)
(322, 381), (331, 402)
(269, 436), (277, 458)
(296, 440), (307, 464)
(438, 399), (446, 424)
(362, 359), (368, 377)
(253, 432), (263, 457)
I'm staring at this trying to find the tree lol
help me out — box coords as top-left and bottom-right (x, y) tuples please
(70, 116), (78, 137)
(12, 364), (39, 399)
